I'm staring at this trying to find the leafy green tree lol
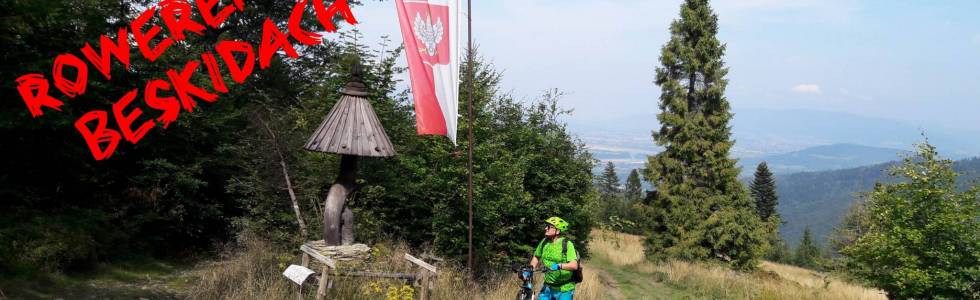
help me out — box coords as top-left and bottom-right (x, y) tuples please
(831, 196), (870, 255)
(0, 0), (595, 278)
(643, 0), (765, 270)
(842, 142), (980, 299)
(794, 226), (822, 269)
(348, 55), (596, 269)
(597, 162), (621, 197)
(624, 169), (643, 202)
(0, 0), (315, 271)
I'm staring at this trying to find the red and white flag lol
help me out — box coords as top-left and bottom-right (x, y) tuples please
(395, 0), (460, 144)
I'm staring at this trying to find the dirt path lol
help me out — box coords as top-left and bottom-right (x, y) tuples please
(586, 257), (699, 300)
(585, 229), (699, 299)
(0, 259), (191, 299)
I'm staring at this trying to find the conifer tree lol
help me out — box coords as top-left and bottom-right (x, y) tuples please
(751, 162), (779, 221)
(624, 169), (643, 202)
(597, 161), (621, 197)
(752, 162), (785, 260)
(794, 226), (822, 269)
(643, 0), (765, 270)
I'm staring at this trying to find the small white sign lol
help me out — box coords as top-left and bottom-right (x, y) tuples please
(282, 264), (316, 285)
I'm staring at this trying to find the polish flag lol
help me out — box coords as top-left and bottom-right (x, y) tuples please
(395, 0), (459, 144)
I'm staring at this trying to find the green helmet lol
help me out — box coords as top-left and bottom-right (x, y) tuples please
(545, 216), (569, 232)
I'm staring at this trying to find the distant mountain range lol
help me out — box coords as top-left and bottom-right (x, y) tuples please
(573, 108), (980, 181)
(738, 143), (912, 175)
(776, 157), (980, 248)
(573, 107), (980, 250)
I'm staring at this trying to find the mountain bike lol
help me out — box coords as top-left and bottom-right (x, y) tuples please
(512, 265), (551, 300)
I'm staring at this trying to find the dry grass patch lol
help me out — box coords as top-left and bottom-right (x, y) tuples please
(184, 232), (604, 300)
(589, 229), (887, 300)
(759, 261), (887, 300)
(185, 234), (294, 300)
(589, 229), (644, 266)
(481, 267), (604, 300)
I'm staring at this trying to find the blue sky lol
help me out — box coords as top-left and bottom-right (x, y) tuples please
(345, 0), (980, 131)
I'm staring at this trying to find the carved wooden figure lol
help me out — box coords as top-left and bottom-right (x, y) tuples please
(303, 71), (395, 246)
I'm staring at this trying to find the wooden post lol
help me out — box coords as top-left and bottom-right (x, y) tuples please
(299, 244), (337, 300)
(296, 252), (310, 300)
(298, 253), (309, 300)
(316, 265), (329, 300)
(420, 271), (430, 300)
(404, 253), (438, 300)
(466, 0), (475, 273)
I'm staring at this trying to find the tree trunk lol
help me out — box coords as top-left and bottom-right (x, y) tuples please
(324, 155), (357, 245)
(281, 161), (307, 240)
(258, 114), (308, 240)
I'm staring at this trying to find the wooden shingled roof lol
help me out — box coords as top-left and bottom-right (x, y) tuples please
(303, 80), (396, 157)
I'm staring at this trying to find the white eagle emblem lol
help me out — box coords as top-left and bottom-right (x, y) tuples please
(412, 12), (443, 56)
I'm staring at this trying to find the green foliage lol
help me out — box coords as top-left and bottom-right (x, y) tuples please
(642, 0), (765, 270)
(752, 162), (786, 264)
(624, 169), (643, 202)
(597, 162), (621, 197)
(221, 29), (597, 269)
(830, 197), (870, 256)
(766, 238), (792, 264)
(841, 142), (980, 299)
(777, 156), (980, 250)
(354, 59), (596, 268)
(751, 162), (778, 221)
(793, 227), (823, 269)
(0, 0), (266, 272)
(593, 166), (650, 235)
(0, 0), (596, 277)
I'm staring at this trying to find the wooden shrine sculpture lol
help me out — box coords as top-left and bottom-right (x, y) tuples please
(303, 70), (395, 246)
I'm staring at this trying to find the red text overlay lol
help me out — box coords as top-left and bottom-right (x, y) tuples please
(14, 0), (357, 160)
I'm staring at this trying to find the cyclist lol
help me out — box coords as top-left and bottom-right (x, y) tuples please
(529, 216), (579, 300)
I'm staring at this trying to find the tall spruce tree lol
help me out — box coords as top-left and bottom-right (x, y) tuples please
(751, 162), (778, 221)
(625, 169), (643, 202)
(751, 162), (784, 261)
(643, 0), (765, 270)
(598, 161), (622, 197)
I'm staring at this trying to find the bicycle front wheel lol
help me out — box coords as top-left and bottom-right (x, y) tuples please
(516, 288), (533, 300)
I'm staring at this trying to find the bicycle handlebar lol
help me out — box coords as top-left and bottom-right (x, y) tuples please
(512, 265), (554, 274)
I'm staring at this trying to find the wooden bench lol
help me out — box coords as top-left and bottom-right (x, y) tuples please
(290, 241), (440, 300)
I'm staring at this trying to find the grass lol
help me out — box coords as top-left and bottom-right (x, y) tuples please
(587, 230), (699, 299)
(587, 229), (887, 300)
(0, 256), (190, 299)
(183, 232), (608, 300)
(1, 229), (888, 300)
(184, 232), (495, 300)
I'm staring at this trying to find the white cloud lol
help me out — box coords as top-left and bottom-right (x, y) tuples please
(791, 84), (821, 94)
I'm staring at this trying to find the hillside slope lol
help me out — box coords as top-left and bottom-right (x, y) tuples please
(777, 157), (980, 246)
(738, 143), (910, 175)
(587, 230), (885, 300)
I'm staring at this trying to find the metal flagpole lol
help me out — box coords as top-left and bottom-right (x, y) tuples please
(466, 0), (474, 272)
